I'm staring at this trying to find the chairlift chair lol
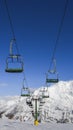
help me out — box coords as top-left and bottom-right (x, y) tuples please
(46, 71), (59, 83)
(5, 55), (24, 73)
(21, 78), (30, 96)
(5, 39), (24, 73)
(21, 87), (30, 96)
(46, 59), (59, 83)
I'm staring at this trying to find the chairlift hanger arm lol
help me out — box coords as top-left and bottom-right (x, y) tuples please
(4, 0), (15, 39)
(48, 59), (56, 74)
(10, 39), (16, 55)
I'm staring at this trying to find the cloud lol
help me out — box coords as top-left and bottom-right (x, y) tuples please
(0, 83), (8, 87)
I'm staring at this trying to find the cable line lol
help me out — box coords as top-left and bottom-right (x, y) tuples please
(22, 72), (29, 88)
(4, 0), (19, 54)
(49, 0), (68, 71)
(46, 0), (68, 84)
(4, 0), (15, 39)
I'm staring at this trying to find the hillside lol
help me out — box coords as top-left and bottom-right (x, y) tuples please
(0, 80), (73, 123)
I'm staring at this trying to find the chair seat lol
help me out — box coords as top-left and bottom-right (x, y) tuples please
(5, 68), (23, 73)
(46, 78), (59, 83)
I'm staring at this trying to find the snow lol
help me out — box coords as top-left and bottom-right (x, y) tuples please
(0, 80), (73, 129)
(33, 81), (73, 122)
(0, 118), (73, 130)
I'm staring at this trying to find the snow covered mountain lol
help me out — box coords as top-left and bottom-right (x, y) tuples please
(0, 80), (73, 123)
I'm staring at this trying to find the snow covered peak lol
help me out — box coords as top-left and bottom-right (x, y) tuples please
(0, 80), (73, 123)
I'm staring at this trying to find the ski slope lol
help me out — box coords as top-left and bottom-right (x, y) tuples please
(0, 80), (73, 122)
(0, 118), (73, 130)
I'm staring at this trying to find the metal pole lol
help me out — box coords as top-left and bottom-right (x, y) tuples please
(34, 98), (39, 126)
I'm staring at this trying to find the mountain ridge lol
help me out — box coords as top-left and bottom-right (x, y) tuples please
(0, 80), (73, 123)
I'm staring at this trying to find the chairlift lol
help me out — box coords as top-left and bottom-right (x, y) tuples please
(21, 78), (30, 96)
(5, 39), (24, 73)
(21, 87), (30, 96)
(26, 96), (33, 107)
(46, 59), (59, 83)
(40, 88), (49, 98)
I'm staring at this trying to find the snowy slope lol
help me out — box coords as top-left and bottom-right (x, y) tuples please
(0, 118), (73, 130)
(0, 80), (73, 123)
(0, 96), (33, 121)
(37, 81), (73, 123)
